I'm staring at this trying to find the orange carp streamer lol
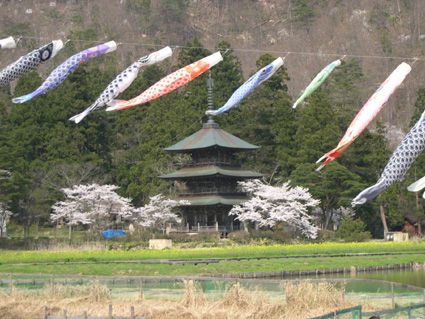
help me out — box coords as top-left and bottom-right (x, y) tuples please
(106, 52), (223, 111)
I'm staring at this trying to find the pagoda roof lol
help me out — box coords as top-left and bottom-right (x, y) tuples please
(164, 121), (259, 152)
(159, 165), (262, 179)
(178, 194), (248, 206)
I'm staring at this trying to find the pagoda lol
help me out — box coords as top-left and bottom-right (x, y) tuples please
(159, 73), (262, 232)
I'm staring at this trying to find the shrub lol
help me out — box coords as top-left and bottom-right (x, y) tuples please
(335, 217), (372, 242)
(250, 229), (292, 243)
(166, 232), (220, 243)
(227, 231), (250, 244)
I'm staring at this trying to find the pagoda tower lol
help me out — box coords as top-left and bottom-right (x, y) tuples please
(160, 73), (262, 232)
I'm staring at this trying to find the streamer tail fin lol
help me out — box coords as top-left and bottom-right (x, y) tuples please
(315, 148), (341, 171)
(69, 106), (94, 124)
(105, 100), (128, 111)
(352, 179), (387, 206)
(407, 176), (425, 192)
(12, 93), (35, 104)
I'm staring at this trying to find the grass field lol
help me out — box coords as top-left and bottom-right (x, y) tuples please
(0, 241), (424, 277)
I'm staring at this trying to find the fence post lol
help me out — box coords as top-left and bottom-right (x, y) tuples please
(423, 289), (425, 317)
(139, 279), (144, 300)
(44, 306), (48, 319)
(63, 309), (67, 319)
(109, 304), (113, 319)
(8, 274), (12, 295)
(391, 282), (395, 309)
(83, 311), (88, 319)
(131, 306), (135, 319)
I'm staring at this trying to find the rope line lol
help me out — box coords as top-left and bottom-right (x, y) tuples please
(8, 35), (425, 62)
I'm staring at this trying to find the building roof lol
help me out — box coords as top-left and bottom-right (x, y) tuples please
(178, 194), (248, 206)
(159, 165), (263, 179)
(164, 120), (259, 152)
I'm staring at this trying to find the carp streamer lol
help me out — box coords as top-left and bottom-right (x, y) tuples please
(0, 36), (16, 49)
(292, 59), (341, 109)
(12, 41), (117, 104)
(69, 46), (172, 123)
(0, 40), (63, 87)
(352, 109), (425, 206)
(205, 57), (284, 116)
(106, 51), (223, 111)
(407, 176), (425, 193)
(316, 62), (412, 171)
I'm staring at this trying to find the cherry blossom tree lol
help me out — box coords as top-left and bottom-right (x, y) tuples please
(0, 202), (12, 238)
(229, 179), (320, 239)
(133, 194), (189, 230)
(51, 184), (134, 238)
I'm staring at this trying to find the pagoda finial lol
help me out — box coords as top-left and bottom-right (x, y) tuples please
(204, 71), (219, 128)
(207, 71), (214, 114)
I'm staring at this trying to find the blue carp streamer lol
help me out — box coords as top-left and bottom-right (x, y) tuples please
(12, 41), (117, 104)
(206, 57), (283, 116)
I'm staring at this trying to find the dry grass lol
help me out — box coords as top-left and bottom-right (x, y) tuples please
(0, 280), (358, 319)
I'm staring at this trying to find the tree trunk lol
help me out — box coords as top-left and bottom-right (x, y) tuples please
(416, 192), (420, 210)
(324, 210), (333, 230)
(24, 222), (30, 239)
(68, 224), (72, 242)
(379, 204), (389, 236)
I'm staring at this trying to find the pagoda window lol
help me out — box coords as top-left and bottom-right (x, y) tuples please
(190, 149), (236, 166)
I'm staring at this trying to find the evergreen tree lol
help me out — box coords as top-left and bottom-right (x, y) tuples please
(290, 162), (365, 230)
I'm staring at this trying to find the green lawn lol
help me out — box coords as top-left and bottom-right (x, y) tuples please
(0, 241), (424, 276)
(0, 253), (423, 277)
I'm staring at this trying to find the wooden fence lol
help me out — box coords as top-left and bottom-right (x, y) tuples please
(44, 304), (144, 319)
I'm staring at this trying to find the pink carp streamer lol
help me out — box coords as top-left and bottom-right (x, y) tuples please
(316, 62), (412, 171)
(106, 51), (223, 111)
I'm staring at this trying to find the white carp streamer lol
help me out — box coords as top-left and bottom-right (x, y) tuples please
(317, 62), (412, 171)
(407, 176), (425, 193)
(69, 46), (172, 123)
(0, 36), (16, 49)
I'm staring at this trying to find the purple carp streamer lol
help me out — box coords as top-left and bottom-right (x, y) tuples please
(12, 41), (117, 104)
(0, 40), (63, 87)
(352, 110), (425, 206)
(0, 36), (16, 49)
(69, 46), (172, 124)
(205, 57), (284, 116)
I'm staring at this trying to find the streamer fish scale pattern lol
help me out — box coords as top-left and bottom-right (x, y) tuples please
(39, 53), (83, 91)
(0, 43), (53, 86)
(352, 110), (425, 206)
(381, 113), (425, 185)
(92, 64), (140, 112)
